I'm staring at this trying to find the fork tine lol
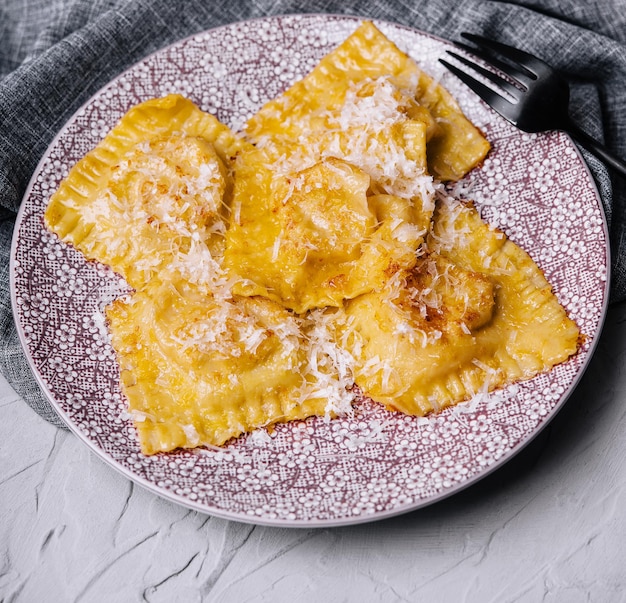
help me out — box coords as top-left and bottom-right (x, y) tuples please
(453, 41), (535, 84)
(460, 33), (549, 78)
(439, 58), (517, 121)
(445, 50), (524, 100)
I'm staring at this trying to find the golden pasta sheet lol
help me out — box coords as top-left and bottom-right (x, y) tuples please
(340, 196), (580, 415)
(223, 152), (429, 313)
(107, 283), (355, 455)
(246, 20), (490, 182)
(44, 94), (249, 290)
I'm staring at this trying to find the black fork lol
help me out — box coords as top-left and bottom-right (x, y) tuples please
(440, 33), (626, 177)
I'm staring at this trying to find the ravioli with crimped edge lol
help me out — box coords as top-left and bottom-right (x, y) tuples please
(107, 285), (353, 455)
(45, 94), (248, 291)
(245, 20), (491, 182)
(43, 21), (580, 455)
(338, 195), (581, 414)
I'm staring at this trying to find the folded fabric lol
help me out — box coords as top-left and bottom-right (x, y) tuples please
(1, 0), (625, 427)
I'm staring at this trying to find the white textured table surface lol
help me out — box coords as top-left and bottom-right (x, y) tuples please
(1, 302), (625, 603)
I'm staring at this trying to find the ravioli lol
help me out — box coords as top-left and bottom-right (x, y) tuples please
(107, 284), (353, 455)
(44, 94), (249, 289)
(223, 153), (429, 313)
(226, 21), (490, 312)
(246, 20), (490, 182)
(340, 196), (581, 414)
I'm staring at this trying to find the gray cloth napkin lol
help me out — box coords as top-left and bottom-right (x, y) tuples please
(1, 0), (625, 428)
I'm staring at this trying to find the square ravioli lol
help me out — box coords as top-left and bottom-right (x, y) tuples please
(107, 284), (354, 455)
(44, 94), (249, 290)
(246, 20), (490, 182)
(339, 196), (581, 414)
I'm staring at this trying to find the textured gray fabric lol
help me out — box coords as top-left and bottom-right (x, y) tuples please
(1, 0), (625, 427)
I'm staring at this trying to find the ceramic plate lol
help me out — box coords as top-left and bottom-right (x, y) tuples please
(11, 14), (609, 526)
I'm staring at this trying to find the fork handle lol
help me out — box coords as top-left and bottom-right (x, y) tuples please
(564, 119), (626, 178)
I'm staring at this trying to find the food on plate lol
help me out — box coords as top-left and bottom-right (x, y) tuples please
(44, 95), (248, 290)
(339, 195), (581, 414)
(107, 285), (353, 455)
(44, 21), (580, 455)
(245, 20), (491, 182)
